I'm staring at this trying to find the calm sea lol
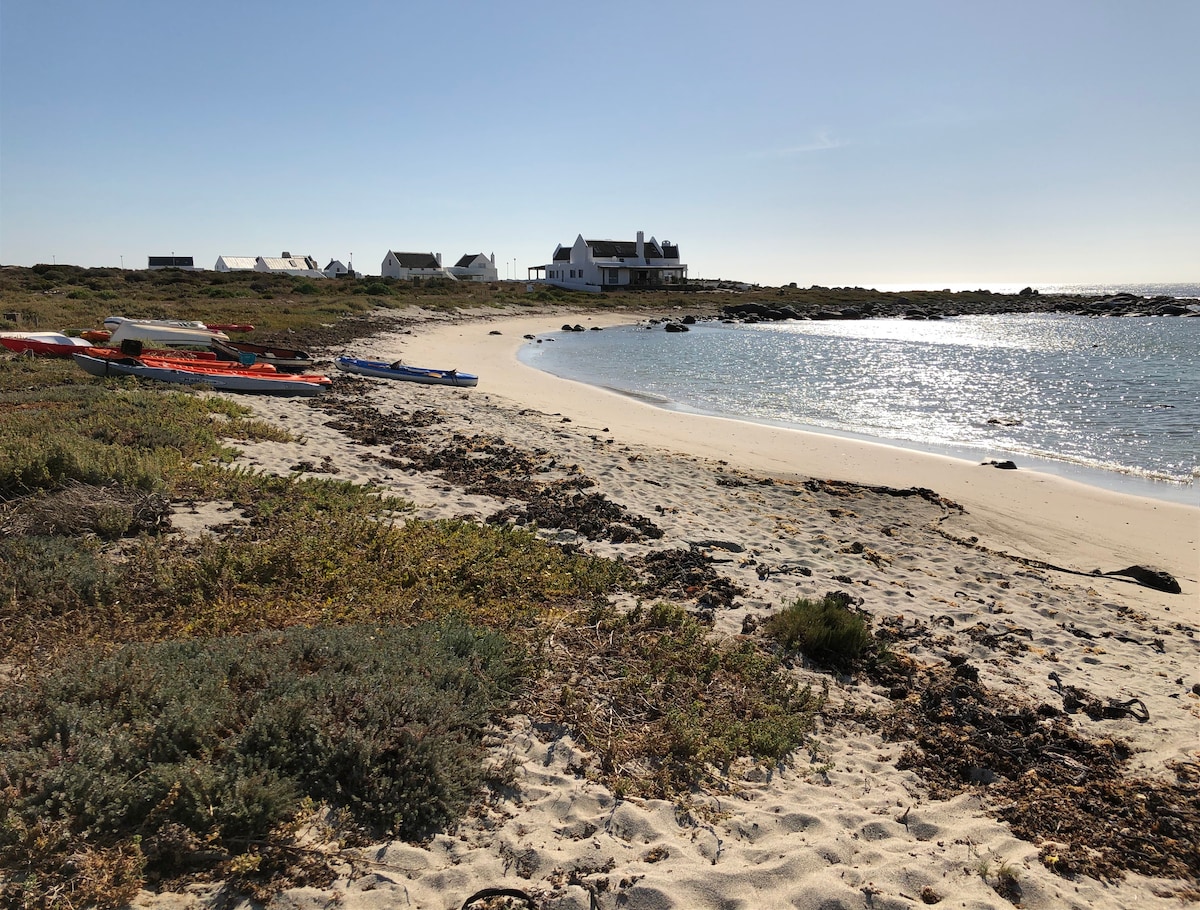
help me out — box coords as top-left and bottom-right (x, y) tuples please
(519, 296), (1199, 505)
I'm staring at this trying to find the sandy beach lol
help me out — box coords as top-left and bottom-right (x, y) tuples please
(154, 306), (1199, 910)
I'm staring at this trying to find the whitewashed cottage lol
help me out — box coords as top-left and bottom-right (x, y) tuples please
(447, 253), (499, 282)
(534, 231), (685, 291)
(381, 251), (449, 280)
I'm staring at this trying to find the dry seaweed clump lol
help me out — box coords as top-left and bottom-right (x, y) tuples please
(863, 660), (1200, 884)
(0, 479), (171, 539)
(526, 602), (820, 799)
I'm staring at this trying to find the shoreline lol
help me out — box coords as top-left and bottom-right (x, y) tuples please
(391, 309), (1198, 584)
(588, 382), (1196, 507)
(202, 304), (1200, 910)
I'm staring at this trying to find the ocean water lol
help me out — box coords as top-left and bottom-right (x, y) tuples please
(518, 312), (1199, 505)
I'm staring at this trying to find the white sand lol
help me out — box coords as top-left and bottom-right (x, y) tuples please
(144, 307), (1199, 910)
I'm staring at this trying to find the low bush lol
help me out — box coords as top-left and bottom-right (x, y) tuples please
(0, 619), (521, 901)
(763, 592), (873, 670)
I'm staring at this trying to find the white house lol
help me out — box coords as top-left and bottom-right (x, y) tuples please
(447, 252), (499, 282)
(256, 253), (324, 278)
(381, 251), (451, 280)
(533, 231), (686, 291)
(323, 259), (362, 279)
(214, 256), (258, 272)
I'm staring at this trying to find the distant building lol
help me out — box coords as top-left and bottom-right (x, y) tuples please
(447, 252), (499, 282)
(381, 251), (450, 280)
(214, 256), (258, 272)
(148, 255), (197, 270)
(255, 253), (325, 278)
(323, 259), (361, 279)
(533, 231), (685, 291)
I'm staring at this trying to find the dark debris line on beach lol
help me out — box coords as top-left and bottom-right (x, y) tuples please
(862, 620), (1200, 887)
(307, 373), (1199, 891)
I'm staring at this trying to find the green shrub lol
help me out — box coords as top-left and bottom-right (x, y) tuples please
(0, 619), (521, 891)
(0, 535), (120, 615)
(764, 592), (872, 670)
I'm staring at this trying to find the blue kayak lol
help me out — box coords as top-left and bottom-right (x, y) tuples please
(335, 355), (478, 387)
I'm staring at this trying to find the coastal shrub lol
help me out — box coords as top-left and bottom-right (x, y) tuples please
(764, 592), (872, 670)
(0, 535), (118, 614)
(0, 619), (521, 902)
(292, 281), (319, 295)
(116, 507), (625, 636)
(0, 378), (289, 497)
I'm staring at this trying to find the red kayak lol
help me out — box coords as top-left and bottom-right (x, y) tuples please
(1, 333), (94, 357)
(205, 323), (255, 333)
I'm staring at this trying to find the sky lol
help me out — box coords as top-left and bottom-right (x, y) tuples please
(1, 0), (1197, 287)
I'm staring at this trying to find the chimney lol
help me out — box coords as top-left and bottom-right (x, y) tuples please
(435, 252), (442, 266)
(636, 231), (645, 259)
(282, 251), (291, 258)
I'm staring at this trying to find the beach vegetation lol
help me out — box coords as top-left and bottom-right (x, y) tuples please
(2, 276), (1008, 905)
(763, 592), (874, 670)
(0, 620), (520, 905)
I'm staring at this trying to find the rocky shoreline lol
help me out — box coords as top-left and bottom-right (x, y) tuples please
(716, 289), (1199, 323)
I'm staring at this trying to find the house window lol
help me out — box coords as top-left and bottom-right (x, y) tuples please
(607, 270), (618, 284)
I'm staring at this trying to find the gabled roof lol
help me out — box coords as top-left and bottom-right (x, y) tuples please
(561, 238), (669, 260)
(259, 257), (317, 271)
(455, 253), (486, 268)
(553, 247), (572, 262)
(585, 240), (641, 258)
(389, 251), (441, 269)
(216, 256), (258, 270)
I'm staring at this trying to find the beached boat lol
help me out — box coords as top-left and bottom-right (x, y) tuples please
(335, 355), (478, 387)
(0, 332), (94, 357)
(107, 321), (229, 348)
(103, 316), (254, 333)
(73, 352), (330, 396)
(210, 338), (314, 373)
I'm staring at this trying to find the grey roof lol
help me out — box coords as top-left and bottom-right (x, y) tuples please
(390, 252), (441, 269)
(148, 255), (194, 267)
(558, 239), (670, 260)
(455, 253), (484, 268)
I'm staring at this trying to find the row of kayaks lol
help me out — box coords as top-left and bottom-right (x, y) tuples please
(1, 318), (478, 395)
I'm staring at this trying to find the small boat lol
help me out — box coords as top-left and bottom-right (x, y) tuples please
(87, 345), (219, 361)
(74, 352), (330, 396)
(0, 332), (94, 357)
(89, 349), (275, 372)
(335, 355), (478, 387)
(211, 338), (314, 373)
(108, 321), (230, 347)
(103, 316), (253, 333)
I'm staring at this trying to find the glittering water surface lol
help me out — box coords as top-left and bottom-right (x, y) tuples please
(519, 314), (1199, 500)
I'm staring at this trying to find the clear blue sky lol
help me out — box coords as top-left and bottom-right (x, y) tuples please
(2, 0), (1197, 286)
